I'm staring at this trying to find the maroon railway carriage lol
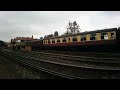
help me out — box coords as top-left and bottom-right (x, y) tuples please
(26, 27), (120, 52)
(42, 28), (120, 52)
(30, 39), (43, 50)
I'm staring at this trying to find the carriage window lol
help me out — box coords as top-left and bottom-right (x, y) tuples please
(57, 39), (60, 43)
(52, 41), (55, 43)
(63, 38), (66, 43)
(72, 36), (77, 42)
(81, 35), (86, 41)
(17, 40), (21, 42)
(52, 39), (55, 43)
(44, 41), (45, 44)
(101, 32), (108, 40)
(90, 33), (97, 40)
(48, 40), (50, 43)
(68, 38), (70, 41)
(111, 32), (115, 39)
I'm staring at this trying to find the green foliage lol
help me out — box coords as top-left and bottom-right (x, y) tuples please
(0, 40), (7, 47)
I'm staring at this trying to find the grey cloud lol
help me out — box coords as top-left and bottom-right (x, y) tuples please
(0, 11), (120, 42)
(101, 11), (120, 17)
(88, 11), (120, 30)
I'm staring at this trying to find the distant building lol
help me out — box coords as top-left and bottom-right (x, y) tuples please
(9, 36), (35, 48)
(44, 34), (53, 38)
(11, 36), (35, 43)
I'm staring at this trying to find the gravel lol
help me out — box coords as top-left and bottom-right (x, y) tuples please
(0, 53), (61, 79)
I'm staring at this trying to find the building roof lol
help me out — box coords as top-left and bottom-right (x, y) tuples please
(11, 37), (35, 43)
(44, 28), (117, 40)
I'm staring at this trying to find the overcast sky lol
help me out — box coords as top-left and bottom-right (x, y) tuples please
(0, 11), (120, 42)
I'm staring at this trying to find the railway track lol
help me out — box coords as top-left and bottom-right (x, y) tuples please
(6, 49), (120, 63)
(6, 48), (120, 58)
(33, 49), (120, 58)
(0, 50), (84, 79)
(3, 49), (120, 70)
(2, 49), (120, 79)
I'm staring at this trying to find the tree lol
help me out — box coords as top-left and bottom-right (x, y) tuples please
(54, 31), (59, 36)
(40, 37), (43, 39)
(64, 21), (81, 35)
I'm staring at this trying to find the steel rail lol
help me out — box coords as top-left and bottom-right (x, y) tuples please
(0, 51), (84, 79)
(3, 49), (120, 71)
